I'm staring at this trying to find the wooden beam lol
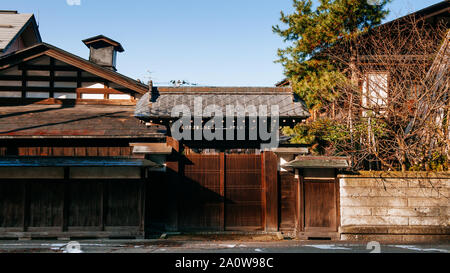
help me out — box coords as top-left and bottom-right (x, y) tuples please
(299, 169), (305, 233)
(62, 167), (70, 232)
(100, 181), (108, 232)
(0, 75), (114, 82)
(166, 137), (180, 153)
(219, 152), (225, 231)
(131, 143), (172, 155)
(22, 182), (30, 232)
(263, 151), (279, 232)
(139, 168), (147, 236)
(19, 64), (80, 71)
(335, 169), (341, 233)
(76, 88), (130, 95)
(49, 58), (55, 99)
(21, 69), (26, 101)
(45, 49), (148, 94)
(165, 160), (180, 232)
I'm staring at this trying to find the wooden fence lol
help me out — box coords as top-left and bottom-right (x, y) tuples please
(147, 152), (279, 233)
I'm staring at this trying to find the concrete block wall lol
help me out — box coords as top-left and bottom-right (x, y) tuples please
(339, 172), (450, 242)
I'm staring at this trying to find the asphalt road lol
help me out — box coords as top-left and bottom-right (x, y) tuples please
(0, 239), (448, 253)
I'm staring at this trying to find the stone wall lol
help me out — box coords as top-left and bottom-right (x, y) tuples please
(339, 172), (450, 242)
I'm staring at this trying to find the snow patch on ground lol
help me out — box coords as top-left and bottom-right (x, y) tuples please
(219, 244), (236, 248)
(391, 245), (449, 253)
(305, 244), (352, 250)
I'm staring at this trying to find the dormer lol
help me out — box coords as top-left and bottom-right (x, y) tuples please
(82, 35), (124, 71)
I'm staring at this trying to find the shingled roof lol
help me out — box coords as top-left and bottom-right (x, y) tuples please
(135, 87), (310, 119)
(0, 12), (41, 53)
(0, 104), (166, 139)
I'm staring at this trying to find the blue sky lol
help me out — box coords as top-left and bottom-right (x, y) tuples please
(3, 0), (443, 86)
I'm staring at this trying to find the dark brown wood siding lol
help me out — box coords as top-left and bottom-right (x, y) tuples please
(0, 178), (145, 239)
(147, 153), (276, 232)
(225, 154), (263, 231)
(279, 172), (298, 232)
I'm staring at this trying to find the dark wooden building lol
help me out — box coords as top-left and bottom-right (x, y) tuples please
(134, 86), (347, 239)
(0, 36), (168, 240)
(0, 12), (351, 240)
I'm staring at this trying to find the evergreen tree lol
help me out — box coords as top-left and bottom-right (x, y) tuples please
(273, 0), (390, 111)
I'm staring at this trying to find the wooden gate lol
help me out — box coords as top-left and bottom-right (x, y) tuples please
(157, 152), (278, 232)
(303, 179), (338, 233)
(225, 154), (263, 231)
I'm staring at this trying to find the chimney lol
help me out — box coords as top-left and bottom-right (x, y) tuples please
(82, 35), (124, 71)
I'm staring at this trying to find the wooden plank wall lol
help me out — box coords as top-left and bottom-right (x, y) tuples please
(0, 179), (144, 238)
(17, 147), (133, 157)
(262, 152), (278, 232)
(279, 172), (298, 232)
(148, 152), (279, 232)
(179, 154), (223, 231)
(226, 154), (263, 231)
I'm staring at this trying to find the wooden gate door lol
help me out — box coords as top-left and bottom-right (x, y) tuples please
(225, 154), (264, 231)
(302, 179), (339, 236)
(172, 152), (276, 232)
(178, 154), (224, 231)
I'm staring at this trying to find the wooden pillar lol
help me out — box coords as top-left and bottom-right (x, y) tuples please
(100, 181), (108, 231)
(263, 151), (278, 232)
(139, 168), (147, 236)
(219, 152), (225, 231)
(298, 169), (305, 233)
(165, 140), (183, 232)
(61, 167), (70, 232)
(49, 58), (55, 98)
(21, 69), (27, 102)
(22, 181), (30, 232)
(335, 169), (341, 233)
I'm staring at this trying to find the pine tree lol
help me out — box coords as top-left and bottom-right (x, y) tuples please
(273, 0), (390, 111)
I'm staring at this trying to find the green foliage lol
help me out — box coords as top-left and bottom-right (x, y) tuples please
(282, 118), (350, 155)
(273, 0), (390, 110)
(283, 117), (388, 156)
(410, 153), (449, 172)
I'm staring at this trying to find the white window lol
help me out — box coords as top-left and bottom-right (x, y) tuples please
(82, 82), (105, 89)
(109, 94), (131, 100)
(81, 93), (104, 100)
(362, 72), (388, 110)
(55, 92), (77, 99)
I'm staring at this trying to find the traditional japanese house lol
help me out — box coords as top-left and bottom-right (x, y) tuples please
(0, 34), (168, 239)
(134, 86), (339, 236)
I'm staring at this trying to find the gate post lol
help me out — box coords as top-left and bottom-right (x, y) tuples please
(219, 152), (225, 231)
(263, 151), (279, 232)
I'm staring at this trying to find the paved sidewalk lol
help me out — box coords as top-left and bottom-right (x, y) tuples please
(0, 239), (448, 253)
